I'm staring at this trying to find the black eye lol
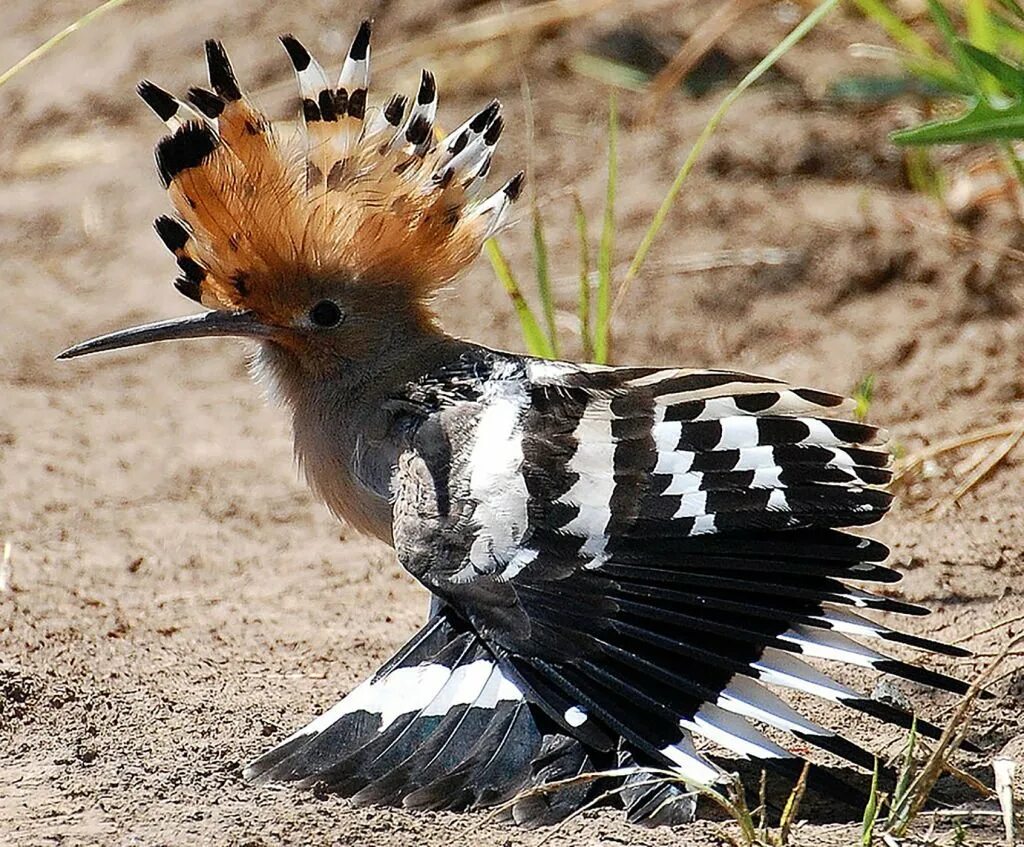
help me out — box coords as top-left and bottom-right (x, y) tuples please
(309, 300), (343, 328)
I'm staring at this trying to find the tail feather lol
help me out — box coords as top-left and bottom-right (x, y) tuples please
(605, 564), (929, 616)
(512, 735), (603, 827)
(457, 512), (977, 799)
(248, 561), (971, 819)
(246, 611), (598, 814)
(751, 648), (969, 747)
(355, 664), (525, 806)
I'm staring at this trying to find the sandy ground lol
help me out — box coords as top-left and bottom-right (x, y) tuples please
(2, 1), (1024, 845)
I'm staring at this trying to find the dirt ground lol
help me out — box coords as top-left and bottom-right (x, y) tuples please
(3, 1), (1024, 845)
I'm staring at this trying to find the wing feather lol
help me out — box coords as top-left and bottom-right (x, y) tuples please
(389, 357), (975, 795)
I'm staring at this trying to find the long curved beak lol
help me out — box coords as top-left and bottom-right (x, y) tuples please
(56, 310), (272, 360)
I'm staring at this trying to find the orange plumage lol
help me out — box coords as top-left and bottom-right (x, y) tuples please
(137, 20), (523, 326)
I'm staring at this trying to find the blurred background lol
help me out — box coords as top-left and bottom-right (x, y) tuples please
(2, 1), (1023, 844)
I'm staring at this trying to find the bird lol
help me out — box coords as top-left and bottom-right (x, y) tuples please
(58, 20), (978, 828)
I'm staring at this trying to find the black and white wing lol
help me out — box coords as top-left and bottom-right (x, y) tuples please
(391, 357), (973, 790)
(245, 606), (605, 825)
(248, 353), (974, 815)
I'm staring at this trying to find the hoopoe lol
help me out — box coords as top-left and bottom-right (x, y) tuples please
(59, 21), (978, 827)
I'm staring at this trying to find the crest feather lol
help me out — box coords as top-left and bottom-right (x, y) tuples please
(138, 21), (522, 318)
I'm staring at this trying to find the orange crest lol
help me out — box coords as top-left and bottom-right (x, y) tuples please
(138, 21), (523, 321)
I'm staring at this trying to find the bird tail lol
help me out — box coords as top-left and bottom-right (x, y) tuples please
(244, 609), (619, 826)
(246, 553), (976, 822)
(493, 527), (980, 802)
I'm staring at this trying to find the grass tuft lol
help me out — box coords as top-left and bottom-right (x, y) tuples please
(489, 0), (844, 363)
(853, 373), (877, 423)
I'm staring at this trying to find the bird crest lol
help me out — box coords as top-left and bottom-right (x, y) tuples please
(137, 21), (523, 322)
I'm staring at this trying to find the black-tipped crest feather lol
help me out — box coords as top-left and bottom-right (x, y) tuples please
(350, 20), (371, 60)
(205, 39), (242, 101)
(153, 215), (190, 253)
(279, 34), (312, 71)
(137, 80), (179, 122)
(154, 121), (219, 188)
(186, 86), (225, 118)
(417, 70), (436, 105)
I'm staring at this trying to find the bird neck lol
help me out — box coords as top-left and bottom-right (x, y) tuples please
(250, 328), (472, 544)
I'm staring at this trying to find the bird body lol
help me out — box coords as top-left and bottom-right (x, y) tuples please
(58, 20), (976, 827)
(252, 332), (473, 542)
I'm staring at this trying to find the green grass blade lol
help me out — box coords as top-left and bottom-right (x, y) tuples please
(993, 12), (1024, 56)
(966, 0), (998, 52)
(572, 193), (595, 362)
(887, 717), (919, 833)
(531, 205), (559, 358)
(594, 92), (618, 365)
(893, 96), (1024, 144)
(959, 41), (1024, 92)
(926, 0), (980, 88)
(485, 238), (555, 359)
(0, 0), (140, 89)
(567, 53), (650, 92)
(966, 0), (1002, 97)
(611, 0), (842, 319)
(853, 0), (940, 59)
(853, 373), (877, 422)
(905, 147), (945, 198)
(861, 757), (881, 847)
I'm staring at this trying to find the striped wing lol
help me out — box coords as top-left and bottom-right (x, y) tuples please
(394, 359), (973, 793)
(245, 608), (605, 825)
(523, 360), (893, 545)
(245, 603), (694, 823)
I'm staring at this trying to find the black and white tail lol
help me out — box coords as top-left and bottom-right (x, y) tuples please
(246, 609), (621, 826)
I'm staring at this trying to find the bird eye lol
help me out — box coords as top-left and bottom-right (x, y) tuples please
(309, 300), (343, 328)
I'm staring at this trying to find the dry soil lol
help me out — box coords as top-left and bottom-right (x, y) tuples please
(2, 2), (1024, 845)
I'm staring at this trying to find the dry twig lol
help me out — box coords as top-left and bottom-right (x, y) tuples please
(935, 420), (1024, 513)
(894, 206), (1024, 265)
(0, 0), (139, 89)
(887, 631), (1024, 837)
(952, 612), (1024, 645)
(894, 421), (1024, 482)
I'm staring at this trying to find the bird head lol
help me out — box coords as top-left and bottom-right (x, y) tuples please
(58, 21), (523, 375)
